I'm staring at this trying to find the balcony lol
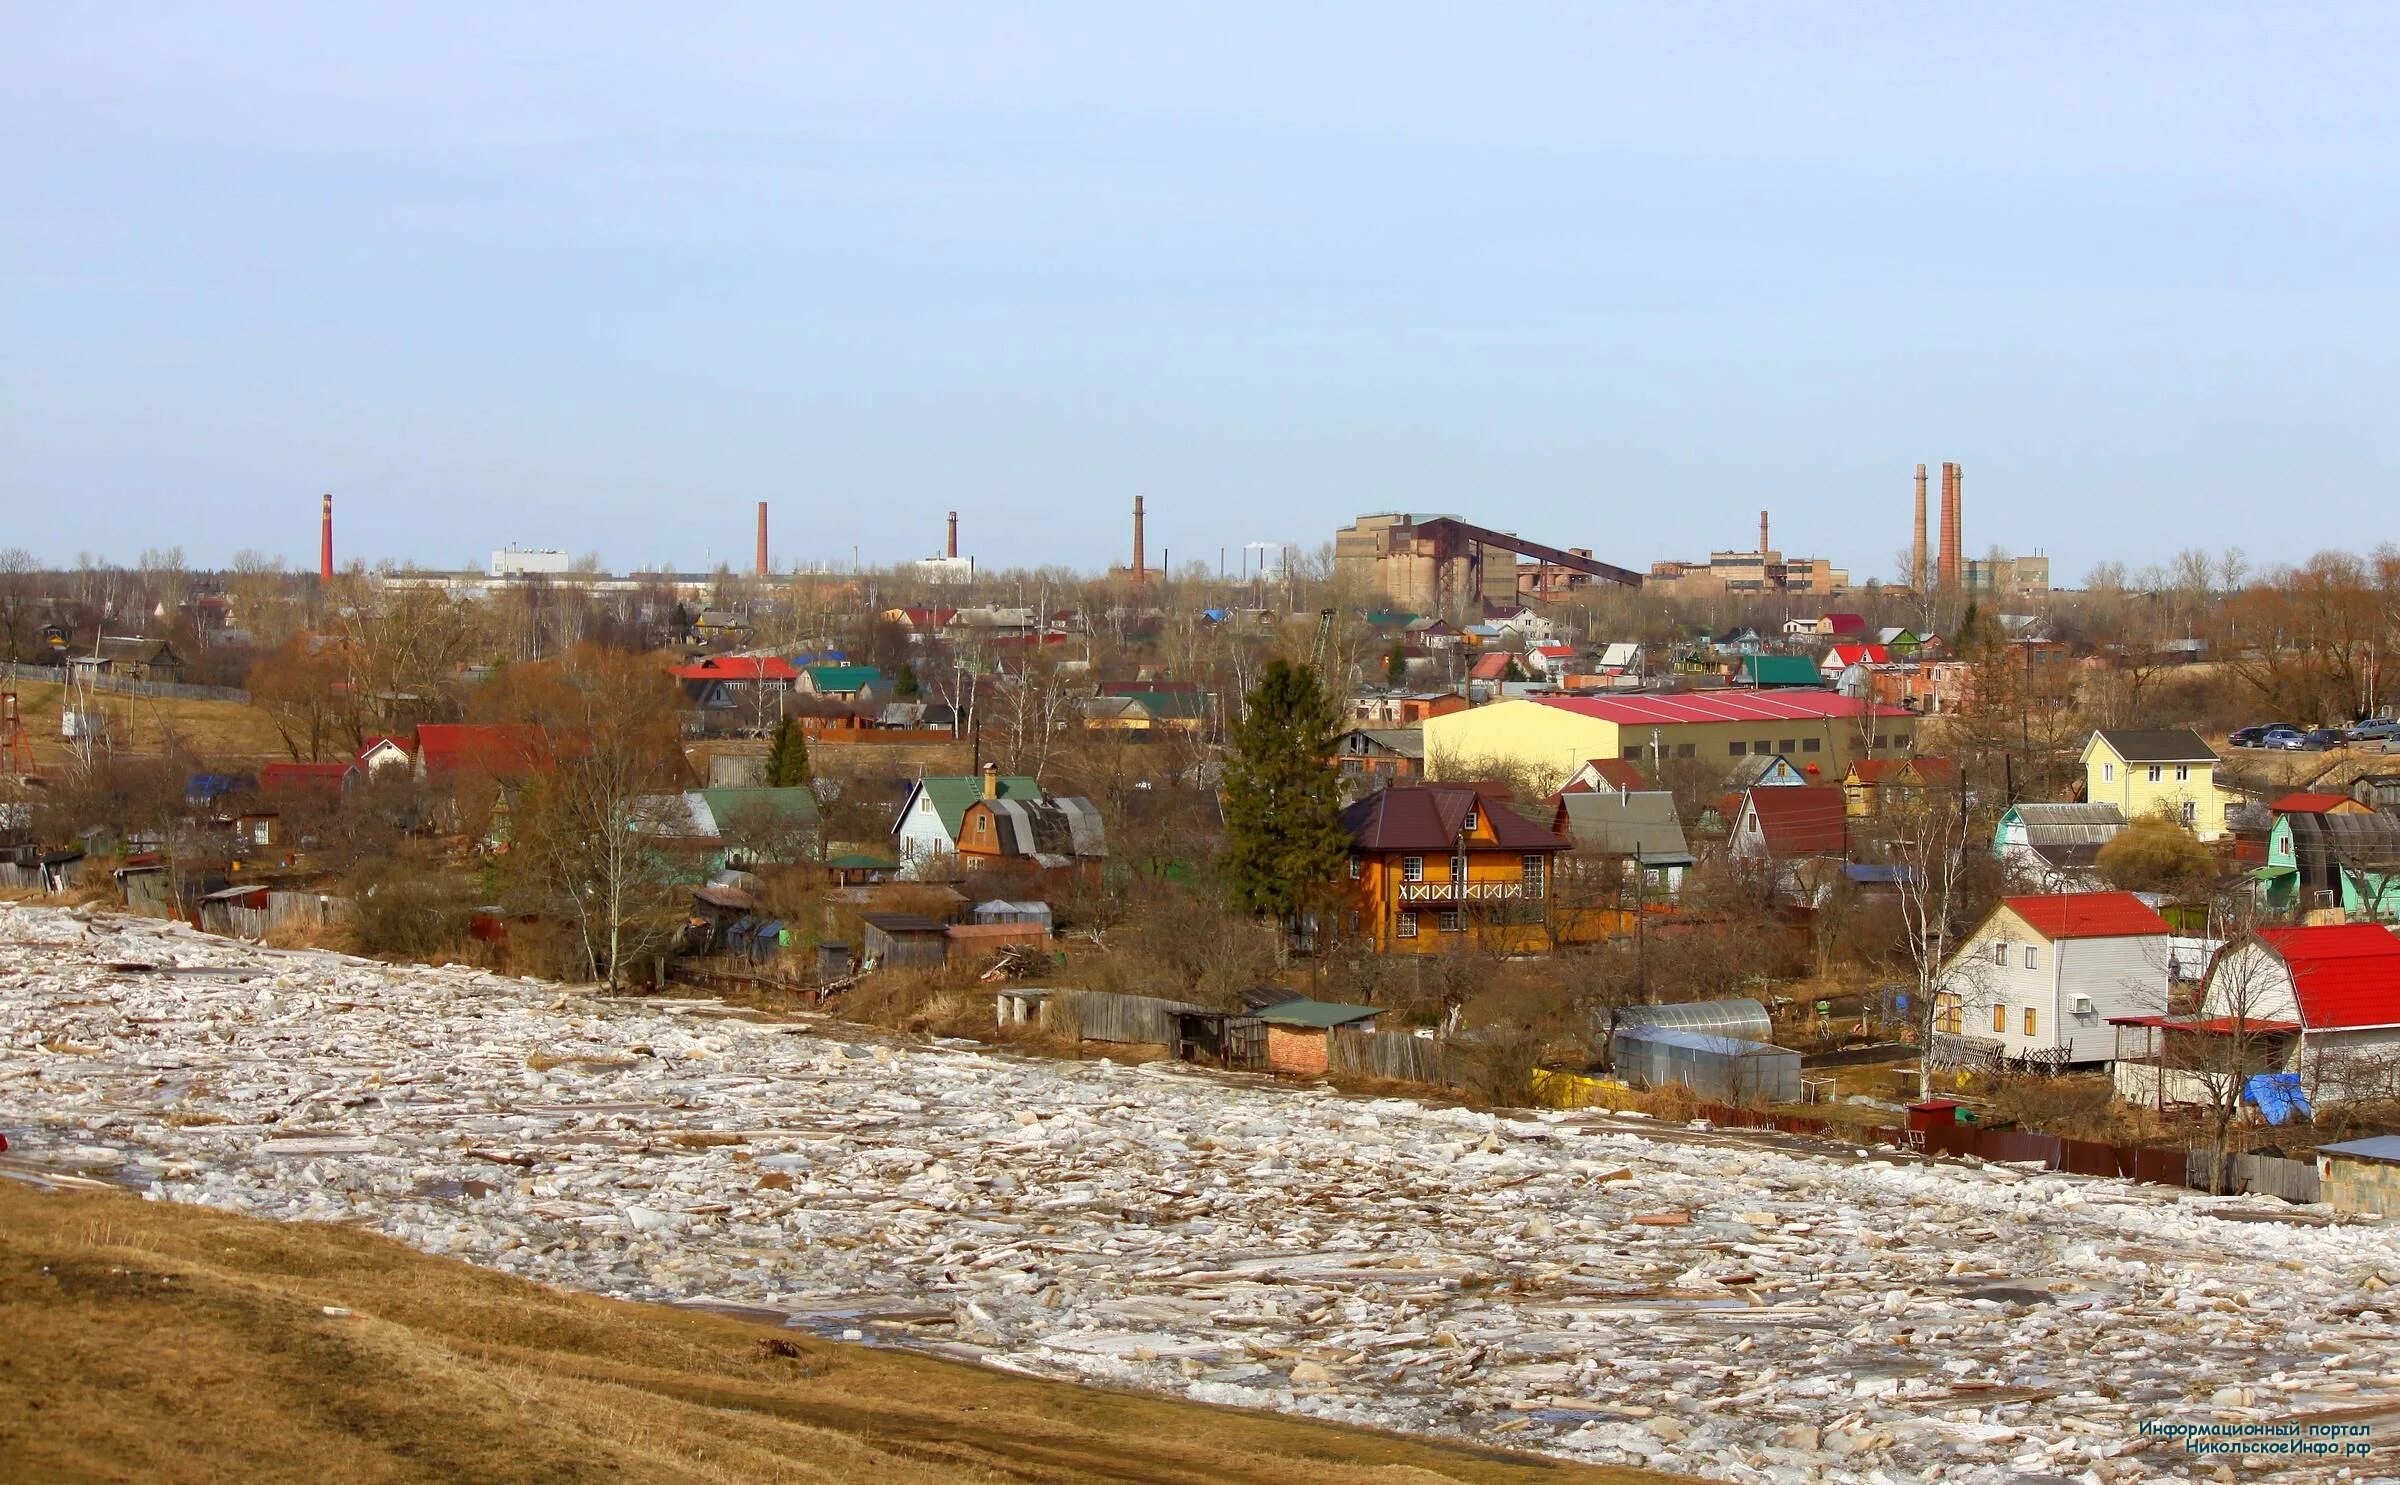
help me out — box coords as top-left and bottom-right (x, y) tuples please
(1397, 880), (1526, 903)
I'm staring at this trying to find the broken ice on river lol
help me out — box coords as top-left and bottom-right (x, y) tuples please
(3, 903), (2396, 1482)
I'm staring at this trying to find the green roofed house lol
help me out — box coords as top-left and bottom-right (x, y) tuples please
(633, 786), (821, 871)
(1739, 654), (1825, 689)
(796, 665), (885, 703)
(893, 767), (1042, 876)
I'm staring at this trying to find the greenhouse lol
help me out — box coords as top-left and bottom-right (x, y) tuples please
(1610, 1025), (1801, 1105)
(1611, 997), (1775, 1043)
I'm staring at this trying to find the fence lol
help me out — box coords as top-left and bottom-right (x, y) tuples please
(0, 660), (249, 704)
(1329, 1026), (1449, 1084)
(1044, 988), (1206, 1047)
(2190, 1150), (2321, 1203)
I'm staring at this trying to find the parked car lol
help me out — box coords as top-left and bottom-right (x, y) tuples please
(2263, 727), (2309, 750)
(2302, 728), (2347, 751)
(2231, 724), (2299, 747)
(2346, 718), (2400, 743)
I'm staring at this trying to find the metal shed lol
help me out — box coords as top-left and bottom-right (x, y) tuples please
(1612, 997), (1775, 1043)
(1610, 1025), (1801, 1106)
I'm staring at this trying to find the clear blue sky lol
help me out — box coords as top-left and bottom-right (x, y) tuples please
(6, 5), (2395, 582)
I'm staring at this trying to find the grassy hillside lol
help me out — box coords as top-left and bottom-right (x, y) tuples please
(5, 679), (289, 772)
(0, 1178), (1667, 1484)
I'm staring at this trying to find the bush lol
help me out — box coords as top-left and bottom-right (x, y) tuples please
(347, 857), (476, 963)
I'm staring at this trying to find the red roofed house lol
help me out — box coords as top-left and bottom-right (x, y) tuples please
(1526, 643), (1580, 679)
(413, 724), (548, 784)
(1939, 892), (2173, 1068)
(2196, 924), (2400, 1101)
(259, 759), (359, 806)
(1816, 613), (1870, 639)
(2269, 791), (2374, 818)
(1338, 783), (1567, 954)
(1729, 786), (1849, 863)
(1559, 757), (1649, 795)
(1818, 642), (1891, 684)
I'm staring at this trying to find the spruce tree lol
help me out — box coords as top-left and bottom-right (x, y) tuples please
(895, 661), (921, 698)
(764, 718), (810, 787)
(1221, 659), (1352, 925)
(1384, 640), (1408, 688)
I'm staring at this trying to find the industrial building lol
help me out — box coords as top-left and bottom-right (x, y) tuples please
(1644, 512), (1848, 597)
(1334, 513), (1637, 614)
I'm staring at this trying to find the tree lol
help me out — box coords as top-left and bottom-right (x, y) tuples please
(1221, 659), (1351, 932)
(1891, 787), (1999, 1098)
(2096, 814), (2218, 895)
(246, 638), (351, 761)
(0, 547), (39, 662)
(764, 717), (811, 787)
(1384, 639), (1409, 689)
(895, 661), (921, 699)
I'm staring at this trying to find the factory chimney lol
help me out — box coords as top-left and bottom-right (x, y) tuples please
(319, 493), (334, 582)
(1937, 463), (1962, 588)
(946, 511), (959, 560)
(755, 502), (769, 578)
(1911, 464), (1928, 590)
(1758, 510), (1770, 557)
(1133, 496), (1146, 581)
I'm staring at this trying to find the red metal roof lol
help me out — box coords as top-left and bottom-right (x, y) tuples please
(1741, 786), (1848, 857)
(2257, 923), (2400, 1030)
(672, 656), (799, 682)
(1824, 643), (1891, 668)
(2003, 892), (2172, 940)
(414, 723), (548, 781)
(1340, 785), (1564, 854)
(1531, 693), (1905, 725)
(1823, 613), (1869, 636)
(1569, 757), (1649, 793)
(2269, 791), (2355, 815)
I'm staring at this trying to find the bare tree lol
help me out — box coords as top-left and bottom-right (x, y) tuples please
(1891, 788), (1994, 1098)
(0, 547), (39, 662)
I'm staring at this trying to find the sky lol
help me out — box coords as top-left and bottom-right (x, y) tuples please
(6, 4), (2397, 584)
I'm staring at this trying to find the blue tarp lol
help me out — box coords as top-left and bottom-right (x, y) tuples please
(2243, 1072), (2314, 1125)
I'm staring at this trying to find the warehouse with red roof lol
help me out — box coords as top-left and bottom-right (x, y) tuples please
(1424, 693), (1918, 787)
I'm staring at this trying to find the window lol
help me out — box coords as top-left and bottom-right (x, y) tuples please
(1992, 1004), (2007, 1033)
(1677, 743), (1696, 759)
(2181, 801), (2196, 827)
(1623, 747), (1642, 760)
(1462, 806), (1478, 832)
(1437, 908), (1464, 933)
(2024, 946), (2038, 970)
(1778, 739), (1796, 754)
(1991, 941), (2009, 967)
(1451, 850), (1469, 884)
(974, 815), (989, 839)
(1396, 911), (1419, 938)
(1729, 742), (1746, 757)
(1521, 854), (1546, 896)
(2024, 1007), (2038, 1037)
(1802, 738), (1820, 753)
(2175, 764), (2190, 782)
(917, 795), (933, 813)
(1348, 857), (1361, 880)
(1402, 856), (1423, 883)
(1754, 741), (1775, 755)
(2147, 764), (2162, 784)
(2103, 762), (2115, 782)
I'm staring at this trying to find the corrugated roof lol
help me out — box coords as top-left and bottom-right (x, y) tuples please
(2004, 892), (2171, 940)
(1340, 785), (1564, 854)
(2093, 728), (2217, 764)
(1557, 790), (1693, 864)
(699, 787), (820, 829)
(2256, 923), (2400, 1030)
(2317, 1135), (2400, 1165)
(2007, 803), (2128, 845)
(981, 796), (1108, 859)
(1531, 692), (1900, 725)
(1254, 998), (1381, 1029)
(1740, 786), (1848, 857)
(2270, 791), (2358, 815)
(904, 775), (1041, 840)
(414, 723), (546, 780)
(804, 664), (883, 693)
(1740, 655), (1824, 687)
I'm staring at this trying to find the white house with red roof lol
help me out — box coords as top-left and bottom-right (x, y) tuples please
(1525, 643), (1580, 679)
(1939, 893), (2173, 1067)
(2198, 923), (2400, 1099)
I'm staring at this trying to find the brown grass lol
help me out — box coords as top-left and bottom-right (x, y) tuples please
(0, 1179), (1671, 1484)
(6, 679), (290, 770)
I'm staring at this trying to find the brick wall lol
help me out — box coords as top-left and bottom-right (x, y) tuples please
(1266, 1026), (1330, 1075)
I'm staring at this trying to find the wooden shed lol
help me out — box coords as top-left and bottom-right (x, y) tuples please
(862, 912), (951, 971)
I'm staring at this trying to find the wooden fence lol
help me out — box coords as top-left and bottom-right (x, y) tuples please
(1329, 1026), (1449, 1084)
(1043, 988), (1204, 1047)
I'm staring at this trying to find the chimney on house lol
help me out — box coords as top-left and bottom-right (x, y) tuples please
(981, 761), (999, 799)
(755, 502), (769, 578)
(1133, 496), (1146, 581)
(946, 510), (959, 560)
(1911, 463), (1928, 590)
(319, 493), (334, 582)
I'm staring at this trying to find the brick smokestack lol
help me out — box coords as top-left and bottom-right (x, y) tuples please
(946, 510), (959, 560)
(1937, 463), (1962, 588)
(1758, 510), (1770, 556)
(1911, 464), (1928, 590)
(1133, 495), (1146, 581)
(755, 502), (769, 578)
(319, 493), (334, 582)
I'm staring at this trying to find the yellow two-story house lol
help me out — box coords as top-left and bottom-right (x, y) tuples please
(2080, 728), (2226, 841)
(1337, 784), (1566, 953)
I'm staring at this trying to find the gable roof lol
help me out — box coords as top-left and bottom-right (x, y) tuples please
(1466, 652), (1516, 681)
(1821, 613), (1868, 636)
(1598, 641), (1642, 669)
(2255, 923), (2400, 1030)
(2003, 892), (2171, 940)
(901, 775), (1041, 841)
(698, 786), (821, 831)
(671, 655), (799, 683)
(1726, 753), (1803, 789)
(1740, 786), (1848, 857)
(1903, 755), (1960, 787)
(803, 664), (883, 693)
(2091, 728), (2217, 764)
(1567, 757), (1648, 793)
(1339, 785), (1563, 854)
(1846, 758), (1901, 785)
(974, 796), (1108, 860)
(1740, 654), (1824, 688)
(414, 723), (547, 781)
(2270, 791), (2358, 816)
(2005, 802), (2128, 843)
(1555, 791), (1694, 865)
(1254, 998), (1381, 1029)
(1823, 643), (1891, 669)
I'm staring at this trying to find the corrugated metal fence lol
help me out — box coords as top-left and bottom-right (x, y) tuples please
(1329, 1026), (1449, 1084)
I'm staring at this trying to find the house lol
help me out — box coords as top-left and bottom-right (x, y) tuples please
(2353, 775), (2400, 812)
(1728, 786), (1849, 866)
(861, 912), (952, 971)
(1403, 618), (1463, 650)
(1815, 613), (1870, 639)
(642, 786), (823, 869)
(1553, 790), (1693, 899)
(2315, 1138), (2400, 1217)
(69, 638), (187, 683)
(1818, 643), (1890, 683)
(414, 723), (546, 784)
(1080, 689), (1210, 732)
(1938, 893), (2174, 1069)
(2252, 808), (2400, 923)
(1739, 654), (1822, 689)
(1337, 784), (1566, 953)
(1993, 803), (2127, 890)
(1333, 728), (1426, 786)
(955, 795), (1107, 874)
(2081, 729), (2226, 840)
(1841, 755), (1960, 817)
(1465, 651), (1518, 687)
(797, 665), (884, 704)
(1725, 753), (1807, 791)
(1526, 643), (1580, 679)
(1876, 627), (1934, 656)
(1865, 658), (1975, 716)
(2186, 925), (2400, 1103)
(1425, 693), (1916, 787)
(1352, 691), (1469, 726)
(357, 735), (412, 777)
(891, 767), (1042, 874)
(1254, 998), (1382, 1074)
(259, 759), (359, 806)
(1558, 757), (1648, 794)
(1595, 641), (1643, 676)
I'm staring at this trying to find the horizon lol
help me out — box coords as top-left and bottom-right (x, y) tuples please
(8, 5), (2397, 581)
